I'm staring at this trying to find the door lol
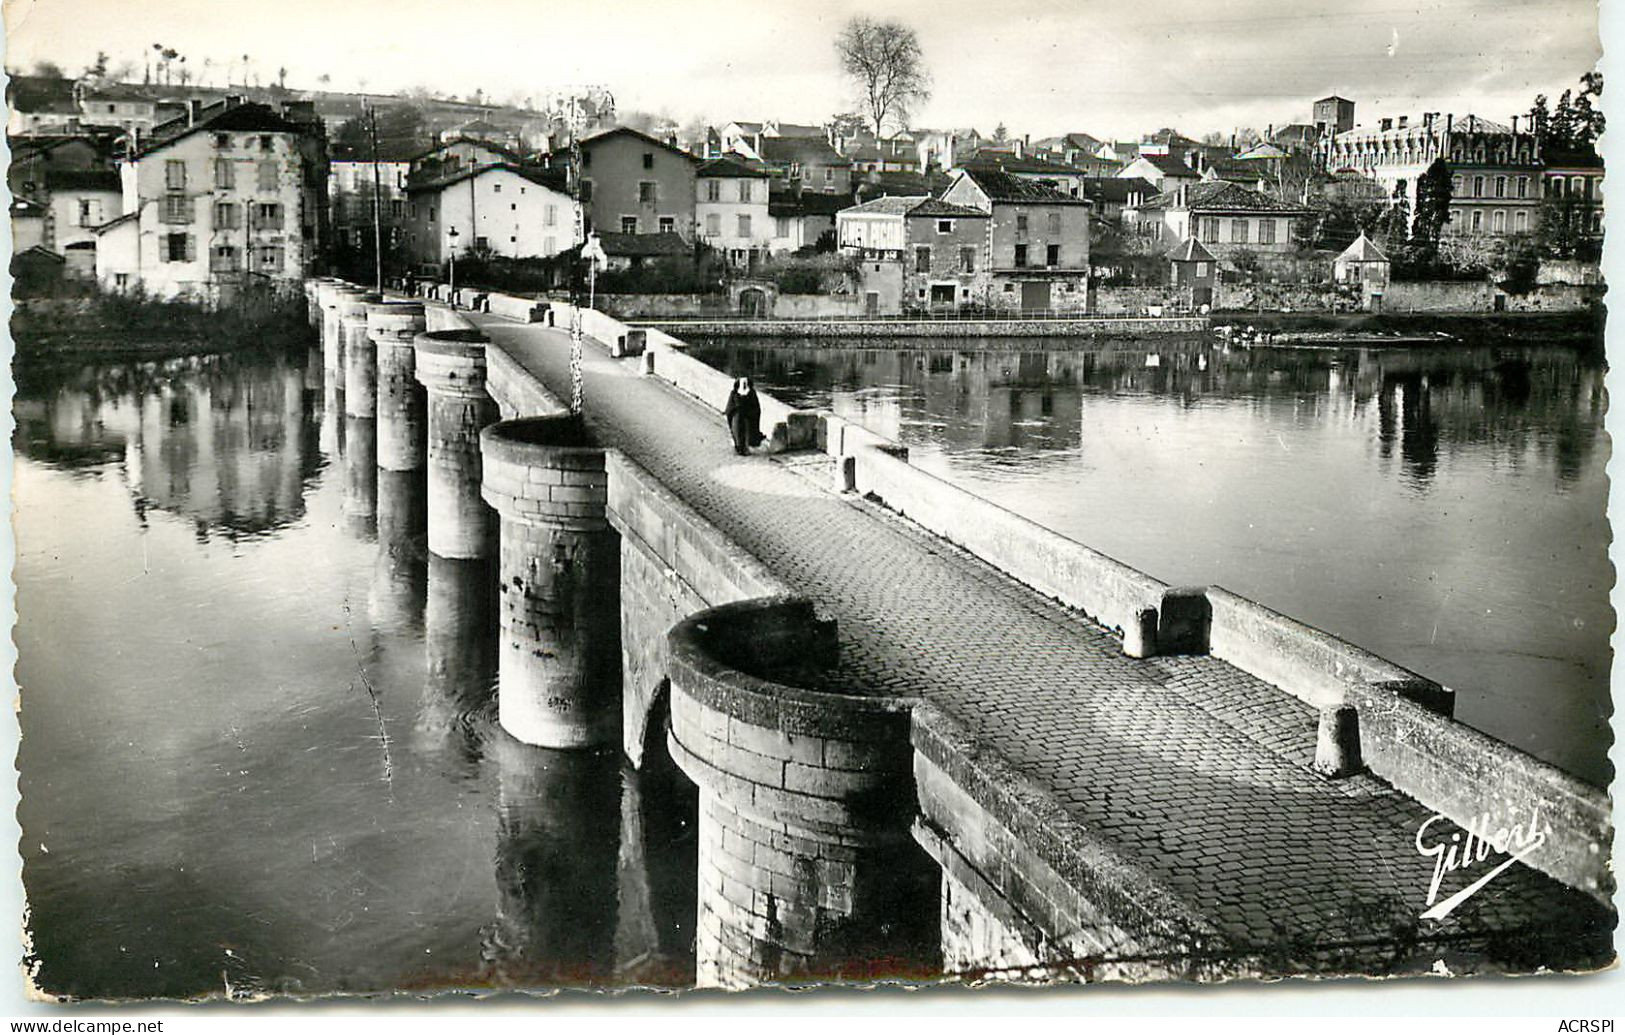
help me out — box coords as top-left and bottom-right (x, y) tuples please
(1020, 281), (1050, 314)
(865, 291), (880, 316)
(930, 283), (956, 309)
(739, 287), (767, 317)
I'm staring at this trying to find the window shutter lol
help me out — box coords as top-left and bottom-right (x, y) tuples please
(184, 235), (196, 262)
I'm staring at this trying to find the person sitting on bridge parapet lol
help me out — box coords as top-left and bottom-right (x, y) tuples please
(724, 377), (763, 456)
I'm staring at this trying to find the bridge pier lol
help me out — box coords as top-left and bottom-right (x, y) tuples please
(341, 292), (382, 419)
(480, 415), (622, 749)
(416, 329), (499, 560)
(317, 282), (350, 378)
(664, 599), (937, 989)
(372, 468), (427, 632)
(368, 302), (428, 472)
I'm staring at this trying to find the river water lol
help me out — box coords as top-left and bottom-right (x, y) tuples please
(13, 347), (696, 1000)
(11, 331), (1613, 998)
(690, 337), (1613, 787)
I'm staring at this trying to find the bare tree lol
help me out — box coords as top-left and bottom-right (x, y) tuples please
(834, 16), (930, 139)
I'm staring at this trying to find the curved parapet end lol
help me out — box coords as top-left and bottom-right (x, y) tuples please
(665, 597), (935, 988)
(416, 329), (498, 561)
(480, 415), (620, 750)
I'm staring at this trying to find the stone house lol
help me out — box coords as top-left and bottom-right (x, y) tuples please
(939, 167), (1093, 313)
(329, 142), (415, 254)
(766, 191), (845, 254)
(1542, 147), (1604, 241)
(1118, 153), (1203, 192)
(754, 135), (853, 196)
(403, 163), (577, 268)
(98, 98), (325, 299)
(1125, 180), (1308, 256)
(596, 230), (692, 272)
(1333, 232), (1390, 308)
(696, 156), (773, 267)
(575, 126), (699, 240)
(836, 194), (990, 312)
(1167, 237), (1218, 308)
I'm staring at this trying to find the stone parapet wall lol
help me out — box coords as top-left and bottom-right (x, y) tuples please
(486, 344), (571, 421)
(1348, 681), (1613, 903)
(639, 335), (818, 452)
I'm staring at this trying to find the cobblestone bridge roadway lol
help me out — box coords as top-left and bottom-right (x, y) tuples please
(472, 314), (1610, 973)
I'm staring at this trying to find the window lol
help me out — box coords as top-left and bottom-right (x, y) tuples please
(390, 199), (404, 219)
(545, 204), (557, 227)
(213, 132), (231, 149)
(638, 181), (657, 204)
(1047, 211), (1061, 235)
(642, 152), (654, 169)
(163, 232), (193, 262)
(582, 150), (592, 168)
(1452, 175), (1462, 194)
(253, 202), (283, 229)
(1201, 216), (1220, 242)
(493, 182), (502, 193)
(938, 219), (953, 234)
(580, 180), (593, 202)
(1493, 210), (1506, 233)
(114, 273), (129, 290)
(1515, 210), (1528, 232)
(256, 161), (277, 191)
(76, 199), (101, 226)
(1015, 213), (1029, 235)
(1231, 220), (1248, 243)
(738, 180), (751, 203)
(1471, 210), (1483, 231)
(1473, 175), (1484, 197)
(1517, 176), (1528, 199)
(705, 213), (722, 236)
(1195, 261), (1209, 277)
(823, 167), (833, 184)
(214, 158), (234, 189)
(775, 216), (790, 238)
(510, 203), (516, 211)
(545, 236), (556, 253)
(1495, 176), (1506, 198)
(960, 247), (976, 273)
(621, 216), (639, 233)
(737, 214), (752, 237)
(429, 205), (437, 222)
(1570, 175), (1584, 196)
(1259, 219), (1276, 245)
(410, 204), (418, 219)
(705, 179), (721, 202)
(165, 160), (187, 189)
(214, 201), (239, 229)
(259, 135), (274, 151)
(474, 235), (489, 250)
(210, 244), (239, 273)
(914, 245), (931, 272)
(162, 193), (192, 224)
(658, 215), (675, 233)
(1046, 244), (1060, 266)
(1014, 243), (1028, 268)
(256, 243), (284, 271)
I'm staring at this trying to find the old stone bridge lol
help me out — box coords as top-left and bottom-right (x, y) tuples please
(308, 277), (1614, 989)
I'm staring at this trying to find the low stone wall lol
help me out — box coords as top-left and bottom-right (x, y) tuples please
(1092, 285), (1187, 316)
(1347, 682), (1613, 903)
(636, 317), (1208, 338)
(1503, 284), (1602, 312)
(607, 451), (793, 765)
(424, 301), (477, 333)
(1382, 279), (1494, 313)
(827, 411), (1174, 653)
(1206, 587), (1451, 713)
(484, 291), (551, 323)
(597, 293), (732, 319)
(911, 703), (1226, 983)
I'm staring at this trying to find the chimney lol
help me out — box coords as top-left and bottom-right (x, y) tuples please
(186, 99), (203, 125)
(1379, 117), (1393, 132)
(1014, 136), (1024, 159)
(1398, 115), (1408, 129)
(1511, 114), (1519, 134)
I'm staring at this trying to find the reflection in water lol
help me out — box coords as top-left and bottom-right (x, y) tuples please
(694, 339), (1613, 785)
(14, 346), (700, 999)
(344, 415), (378, 540)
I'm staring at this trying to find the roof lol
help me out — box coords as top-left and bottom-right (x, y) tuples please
(410, 137), (526, 164)
(596, 231), (690, 258)
(1236, 142), (1290, 161)
(1453, 114), (1514, 135)
(1140, 180), (1310, 214)
(724, 121), (765, 134)
(770, 123), (825, 139)
(140, 101), (307, 156)
(757, 135), (845, 166)
(43, 168), (121, 193)
(1133, 154), (1202, 178)
(1167, 237), (1216, 262)
(1545, 147), (1604, 171)
(1271, 124), (1321, 144)
(579, 125), (698, 162)
(1337, 233), (1388, 263)
(960, 152), (1087, 176)
(953, 167), (1090, 205)
(405, 161), (568, 194)
(93, 211), (139, 234)
(1316, 95), (1354, 105)
(12, 244), (65, 264)
(331, 142), (422, 163)
(838, 195), (985, 219)
(1075, 176), (1156, 203)
(1203, 160), (1265, 184)
(696, 156), (770, 178)
(768, 191), (852, 217)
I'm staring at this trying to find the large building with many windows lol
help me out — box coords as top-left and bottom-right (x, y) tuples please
(1322, 113), (1542, 236)
(96, 98), (328, 298)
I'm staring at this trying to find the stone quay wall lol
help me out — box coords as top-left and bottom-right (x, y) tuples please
(635, 316), (1208, 339)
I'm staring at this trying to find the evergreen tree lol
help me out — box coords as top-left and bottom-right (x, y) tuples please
(1411, 158), (1453, 245)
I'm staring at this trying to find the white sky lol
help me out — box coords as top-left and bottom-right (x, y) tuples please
(0, 0), (1606, 140)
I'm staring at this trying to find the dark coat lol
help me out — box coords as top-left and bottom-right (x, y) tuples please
(724, 387), (762, 452)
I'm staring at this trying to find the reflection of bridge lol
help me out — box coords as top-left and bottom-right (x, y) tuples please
(310, 277), (1615, 989)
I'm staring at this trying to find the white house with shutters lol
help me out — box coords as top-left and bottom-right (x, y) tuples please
(98, 99), (321, 299)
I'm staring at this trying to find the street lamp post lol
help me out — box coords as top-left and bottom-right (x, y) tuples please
(447, 226), (459, 308)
